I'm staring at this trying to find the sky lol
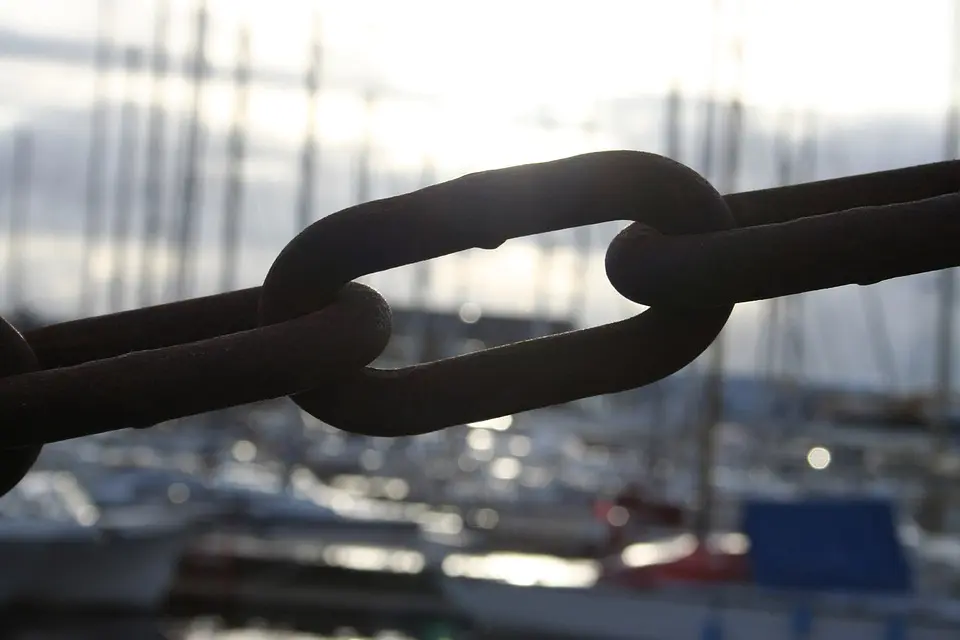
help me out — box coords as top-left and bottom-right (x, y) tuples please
(0, 0), (956, 390)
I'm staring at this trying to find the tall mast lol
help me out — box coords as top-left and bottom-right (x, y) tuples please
(137, 0), (171, 308)
(766, 107), (796, 399)
(789, 108), (817, 387)
(6, 129), (34, 312)
(664, 84), (683, 161)
(698, 0), (723, 184)
(919, 0), (960, 534)
(644, 86), (683, 486)
(783, 112), (816, 453)
(107, 46), (144, 313)
(568, 110), (600, 337)
(694, 0), (743, 541)
(170, 0), (209, 301)
(295, 11), (323, 233)
(79, 0), (116, 317)
(355, 88), (377, 206)
(219, 27), (251, 293)
(531, 106), (559, 340)
(410, 156), (437, 363)
(768, 108), (816, 430)
(354, 87), (377, 290)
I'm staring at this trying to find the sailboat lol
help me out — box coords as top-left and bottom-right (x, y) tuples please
(600, 0), (755, 587)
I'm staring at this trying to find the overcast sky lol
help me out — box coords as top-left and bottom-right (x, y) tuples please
(0, 0), (956, 391)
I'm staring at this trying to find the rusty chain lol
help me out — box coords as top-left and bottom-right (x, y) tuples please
(0, 150), (957, 495)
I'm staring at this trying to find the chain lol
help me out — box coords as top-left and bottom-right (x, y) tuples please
(0, 150), (957, 494)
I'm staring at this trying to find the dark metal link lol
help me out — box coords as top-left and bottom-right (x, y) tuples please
(0, 150), (955, 461)
(28, 159), (957, 368)
(606, 159), (960, 308)
(725, 159), (960, 227)
(0, 283), (391, 447)
(607, 192), (960, 307)
(0, 317), (43, 495)
(260, 151), (735, 436)
(24, 288), (262, 369)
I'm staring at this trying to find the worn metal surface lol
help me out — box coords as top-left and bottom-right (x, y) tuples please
(607, 157), (960, 309)
(0, 317), (43, 495)
(607, 192), (960, 307)
(0, 150), (956, 486)
(261, 152), (734, 436)
(0, 283), (390, 446)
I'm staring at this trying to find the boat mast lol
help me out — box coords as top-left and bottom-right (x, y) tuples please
(219, 27), (251, 294)
(79, 0), (116, 318)
(355, 88), (377, 207)
(410, 156), (437, 363)
(786, 108), (817, 409)
(353, 86), (379, 294)
(692, 0), (725, 540)
(295, 10), (323, 233)
(644, 84), (683, 488)
(137, 0), (171, 308)
(774, 107), (818, 483)
(6, 129), (34, 313)
(531, 106), (559, 341)
(919, 0), (960, 534)
(664, 84), (683, 162)
(170, 0), (209, 301)
(107, 46), (144, 313)
(768, 107), (795, 393)
(694, 0), (744, 540)
(568, 108), (600, 331)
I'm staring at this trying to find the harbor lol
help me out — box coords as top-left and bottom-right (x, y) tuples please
(1, 0), (960, 638)
(2, 368), (960, 638)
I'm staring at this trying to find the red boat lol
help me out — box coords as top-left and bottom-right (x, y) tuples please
(593, 483), (750, 588)
(603, 540), (750, 588)
(592, 482), (686, 552)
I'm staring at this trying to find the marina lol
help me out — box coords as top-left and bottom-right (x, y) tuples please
(0, 0), (959, 638)
(0, 385), (959, 639)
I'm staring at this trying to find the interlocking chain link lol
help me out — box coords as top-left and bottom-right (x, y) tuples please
(0, 150), (958, 494)
(260, 152), (732, 436)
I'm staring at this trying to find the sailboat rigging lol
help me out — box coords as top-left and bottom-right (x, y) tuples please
(107, 47), (144, 313)
(137, 0), (171, 309)
(219, 27), (251, 294)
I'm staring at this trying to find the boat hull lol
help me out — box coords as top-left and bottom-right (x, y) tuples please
(7, 524), (188, 611)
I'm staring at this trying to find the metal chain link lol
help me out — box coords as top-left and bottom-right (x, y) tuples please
(0, 150), (957, 494)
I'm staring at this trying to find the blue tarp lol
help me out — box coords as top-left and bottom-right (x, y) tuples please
(741, 497), (912, 593)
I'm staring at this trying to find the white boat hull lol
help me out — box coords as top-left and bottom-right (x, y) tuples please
(27, 525), (187, 610)
(0, 538), (50, 602)
(447, 580), (960, 640)
(0, 523), (188, 611)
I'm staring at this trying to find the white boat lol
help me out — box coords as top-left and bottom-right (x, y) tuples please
(0, 471), (189, 611)
(444, 579), (960, 640)
(0, 518), (70, 603)
(22, 518), (188, 610)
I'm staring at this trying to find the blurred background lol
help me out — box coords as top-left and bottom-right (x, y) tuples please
(1, 0), (960, 638)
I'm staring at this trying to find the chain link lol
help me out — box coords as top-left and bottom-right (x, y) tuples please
(0, 317), (42, 495)
(4, 283), (389, 445)
(261, 152), (733, 435)
(0, 150), (957, 494)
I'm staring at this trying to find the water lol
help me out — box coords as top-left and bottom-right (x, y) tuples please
(8, 619), (427, 640)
